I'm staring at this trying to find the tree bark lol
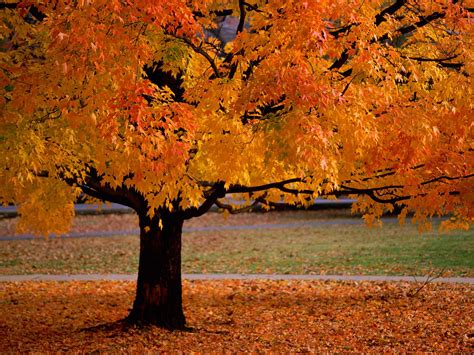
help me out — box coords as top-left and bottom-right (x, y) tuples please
(126, 208), (186, 329)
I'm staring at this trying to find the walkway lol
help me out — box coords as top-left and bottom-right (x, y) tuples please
(1, 274), (472, 284)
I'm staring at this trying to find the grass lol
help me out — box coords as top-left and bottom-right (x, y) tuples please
(1, 217), (472, 276)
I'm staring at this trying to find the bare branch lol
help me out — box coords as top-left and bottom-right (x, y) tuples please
(408, 266), (447, 298)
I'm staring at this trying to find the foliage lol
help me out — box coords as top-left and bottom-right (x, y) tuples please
(0, 0), (473, 233)
(1, 280), (473, 351)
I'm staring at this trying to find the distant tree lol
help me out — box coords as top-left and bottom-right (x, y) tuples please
(1, 0), (472, 329)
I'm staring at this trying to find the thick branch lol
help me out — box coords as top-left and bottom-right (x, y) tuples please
(226, 178), (303, 194)
(215, 197), (262, 214)
(84, 169), (144, 210)
(329, 48), (350, 71)
(57, 166), (143, 210)
(225, 171), (473, 206)
(192, 9), (234, 18)
(181, 183), (225, 219)
(76, 183), (136, 208)
(377, 11), (446, 43)
(0, 2), (18, 9)
(375, 0), (407, 26)
(84, 178), (139, 209)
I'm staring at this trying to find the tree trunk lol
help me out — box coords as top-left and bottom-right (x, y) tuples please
(127, 209), (186, 329)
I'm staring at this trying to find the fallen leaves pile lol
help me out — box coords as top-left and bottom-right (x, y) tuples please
(1, 280), (472, 351)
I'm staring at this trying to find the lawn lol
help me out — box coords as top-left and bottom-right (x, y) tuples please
(1, 211), (472, 276)
(1, 212), (473, 352)
(0, 281), (472, 352)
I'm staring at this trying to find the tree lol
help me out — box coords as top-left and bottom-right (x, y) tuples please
(1, 0), (472, 329)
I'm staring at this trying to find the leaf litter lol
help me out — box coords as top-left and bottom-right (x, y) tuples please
(0, 280), (472, 352)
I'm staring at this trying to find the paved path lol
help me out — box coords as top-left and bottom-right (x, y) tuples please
(1, 274), (472, 284)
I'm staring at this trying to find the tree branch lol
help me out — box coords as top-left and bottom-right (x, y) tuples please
(401, 54), (459, 62)
(236, 0), (247, 35)
(374, 0), (407, 26)
(328, 23), (355, 37)
(192, 9), (234, 18)
(180, 183), (225, 219)
(329, 0), (407, 70)
(329, 3), (460, 72)
(228, 0), (247, 79)
(215, 197), (263, 214)
(226, 178), (303, 194)
(0, 2), (18, 9)
(377, 11), (446, 43)
(421, 173), (474, 186)
(76, 183), (136, 208)
(172, 35), (221, 78)
(224, 170), (473, 207)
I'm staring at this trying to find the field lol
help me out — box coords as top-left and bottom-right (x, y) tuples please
(1, 210), (473, 276)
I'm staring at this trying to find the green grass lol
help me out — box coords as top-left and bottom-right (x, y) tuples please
(183, 223), (474, 276)
(1, 220), (472, 276)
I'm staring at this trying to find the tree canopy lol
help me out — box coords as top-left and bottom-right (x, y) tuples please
(1, 0), (473, 233)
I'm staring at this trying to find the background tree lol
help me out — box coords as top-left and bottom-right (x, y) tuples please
(1, 0), (472, 329)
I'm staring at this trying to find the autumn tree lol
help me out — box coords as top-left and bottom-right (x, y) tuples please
(1, 0), (473, 328)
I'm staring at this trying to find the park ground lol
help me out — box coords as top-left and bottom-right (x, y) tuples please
(1, 210), (473, 351)
(1, 280), (473, 351)
(1, 210), (473, 276)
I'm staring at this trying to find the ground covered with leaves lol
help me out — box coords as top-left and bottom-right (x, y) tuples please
(0, 280), (472, 352)
(1, 211), (473, 276)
